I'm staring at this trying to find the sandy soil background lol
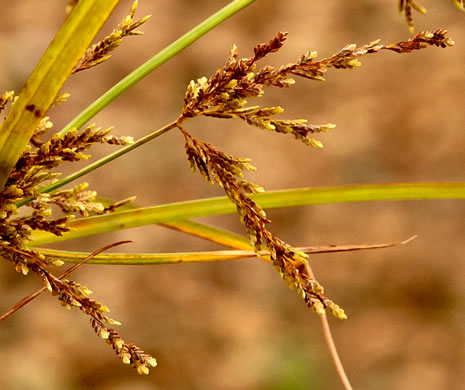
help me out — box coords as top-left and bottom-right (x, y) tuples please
(0, 1), (464, 389)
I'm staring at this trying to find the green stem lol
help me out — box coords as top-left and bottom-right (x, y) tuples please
(59, 0), (256, 135)
(16, 121), (178, 207)
(29, 182), (465, 246)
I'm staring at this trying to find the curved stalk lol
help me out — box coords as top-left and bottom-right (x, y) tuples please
(305, 265), (353, 390)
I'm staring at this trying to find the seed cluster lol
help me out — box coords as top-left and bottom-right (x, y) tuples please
(177, 29), (454, 319)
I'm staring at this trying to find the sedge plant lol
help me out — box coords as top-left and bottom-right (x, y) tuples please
(1, 0), (464, 386)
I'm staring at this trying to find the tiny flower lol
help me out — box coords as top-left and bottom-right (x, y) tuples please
(136, 364), (150, 375)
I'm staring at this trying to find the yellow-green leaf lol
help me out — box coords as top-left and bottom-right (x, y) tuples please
(0, 0), (119, 190)
(35, 236), (415, 265)
(29, 182), (465, 246)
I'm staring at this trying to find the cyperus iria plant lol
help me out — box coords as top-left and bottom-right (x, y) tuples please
(1, 0), (464, 385)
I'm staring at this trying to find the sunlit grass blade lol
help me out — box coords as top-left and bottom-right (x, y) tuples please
(36, 236), (414, 265)
(37, 247), (256, 265)
(0, 0), (119, 190)
(95, 200), (414, 253)
(100, 198), (254, 248)
(160, 221), (417, 254)
(29, 182), (465, 246)
(159, 220), (253, 250)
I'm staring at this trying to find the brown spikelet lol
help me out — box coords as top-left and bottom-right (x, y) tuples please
(30, 261), (157, 375)
(1, 106), (146, 372)
(179, 125), (346, 318)
(177, 30), (454, 319)
(73, 1), (151, 73)
(385, 29), (455, 53)
(399, 0), (427, 32)
(180, 30), (453, 146)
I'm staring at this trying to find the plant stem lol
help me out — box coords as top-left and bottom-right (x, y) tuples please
(320, 313), (353, 390)
(17, 121), (179, 207)
(28, 182), (465, 245)
(59, 0), (256, 135)
(305, 265), (353, 390)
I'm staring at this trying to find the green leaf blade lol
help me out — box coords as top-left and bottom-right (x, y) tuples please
(36, 247), (256, 265)
(29, 182), (465, 246)
(0, 0), (120, 190)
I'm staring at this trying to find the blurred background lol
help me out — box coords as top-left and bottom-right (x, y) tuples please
(0, 1), (464, 389)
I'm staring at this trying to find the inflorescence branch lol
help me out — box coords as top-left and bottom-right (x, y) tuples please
(176, 29), (453, 319)
(73, 0), (151, 73)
